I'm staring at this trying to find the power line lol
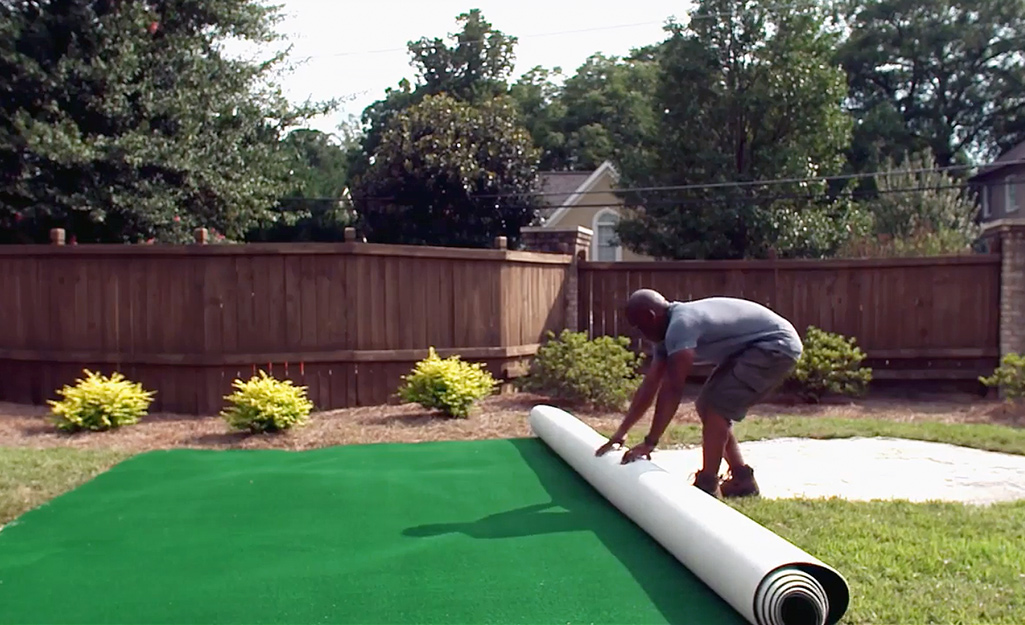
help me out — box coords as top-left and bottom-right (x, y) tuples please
(288, 178), (1013, 212)
(457, 159), (1025, 201)
(295, 2), (821, 61)
(302, 21), (666, 60)
(542, 181), (995, 210)
(336, 159), (1025, 204)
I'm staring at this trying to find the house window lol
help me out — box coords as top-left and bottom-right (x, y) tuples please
(594, 210), (621, 262)
(1007, 176), (1018, 213)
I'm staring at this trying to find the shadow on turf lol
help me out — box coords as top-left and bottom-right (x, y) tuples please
(402, 438), (746, 625)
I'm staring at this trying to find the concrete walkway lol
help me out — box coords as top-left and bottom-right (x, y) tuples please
(651, 437), (1025, 505)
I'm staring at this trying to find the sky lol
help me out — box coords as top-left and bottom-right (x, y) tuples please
(249, 0), (692, 137)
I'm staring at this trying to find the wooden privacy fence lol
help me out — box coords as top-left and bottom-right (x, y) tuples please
(0, 235), (1006, 416)
(578, 255), (1003, 381)
(0, 240), (572, 414)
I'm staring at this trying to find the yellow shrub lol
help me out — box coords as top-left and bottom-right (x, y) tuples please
(220, 371), (313, 433)
(48, 369), (155, 432)
(397, 347), (496, 418)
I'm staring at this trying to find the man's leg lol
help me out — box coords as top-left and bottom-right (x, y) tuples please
(716, 346), (799, 497)
(723, 427), (745, 470)
(697, 400), (748, 473)
(690, 361), (738, 497)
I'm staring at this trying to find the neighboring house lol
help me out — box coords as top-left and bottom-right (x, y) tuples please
(970, 140), (1025, 223)
(534, 160), (654, 261)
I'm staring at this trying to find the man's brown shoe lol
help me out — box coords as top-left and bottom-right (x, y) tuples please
(693, 470), (722, 498)
(720, 464), (760, 498)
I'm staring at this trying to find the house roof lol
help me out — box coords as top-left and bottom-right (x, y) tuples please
(971, 139), (1025, 180)
(535, 170), (593, 221)
(535, 160), (620, 226)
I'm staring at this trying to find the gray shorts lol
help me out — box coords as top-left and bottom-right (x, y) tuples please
(695, 344), (799, 422)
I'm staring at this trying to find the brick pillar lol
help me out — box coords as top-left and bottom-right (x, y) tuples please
(520, 226), (593, 332)
(520, 226), (592, 257)
(987, 220), (1025, 359)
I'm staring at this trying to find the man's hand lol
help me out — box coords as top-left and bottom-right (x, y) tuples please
(620, 441), (655, 464)
(598, 354), (666, 458)
(595, 438), (625, 457)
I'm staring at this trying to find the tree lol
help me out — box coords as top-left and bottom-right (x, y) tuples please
(509, 53), (661, 173)
(348, 9), (519, 182)
(0, 0), (331, 244)
(615, 0), (866, 259)
(508, 66), (569, 170)
(557, 53), (661, 173)
(349, 93), (541, 248)
(246, 128), (355, 242)
(406, 8), (517, 104)
(838, 0), (1025, 171)
(838, 149), (981, 257)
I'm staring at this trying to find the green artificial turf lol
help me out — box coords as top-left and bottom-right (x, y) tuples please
(0, 438), (745, 625)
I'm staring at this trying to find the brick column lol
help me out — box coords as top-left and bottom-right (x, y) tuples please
(520, 226), (593, 332)
(983, 219), (1025, 360)
(519, 226), (592, 256)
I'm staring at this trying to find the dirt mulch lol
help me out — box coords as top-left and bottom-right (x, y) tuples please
(1, 390), (1022, 455)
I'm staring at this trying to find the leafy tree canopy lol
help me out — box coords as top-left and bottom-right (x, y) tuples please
(0, 0), (334, 244)
(615, 0), (866, 259)
(350, 93), (541, 249)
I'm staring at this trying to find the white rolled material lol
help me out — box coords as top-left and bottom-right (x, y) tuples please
(528, 404), (850, 625)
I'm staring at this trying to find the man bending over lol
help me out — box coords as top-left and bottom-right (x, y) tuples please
(596, 289), (803, 498)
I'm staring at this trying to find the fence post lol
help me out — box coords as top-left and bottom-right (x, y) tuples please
(519, 226), (593, 333)
(992, 221), (1025, 359)
(344, 226), (366, 243)
(982, 219), (1025, 398)
(493, 236), (508, 250)
(193, 228), (209, 244)
(50, 228), (65, 245)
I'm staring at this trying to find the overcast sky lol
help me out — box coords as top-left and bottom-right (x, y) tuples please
(248, 0), (691, 136)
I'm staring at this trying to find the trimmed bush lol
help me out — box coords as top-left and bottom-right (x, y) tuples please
(980, 353), (1025, 402)
(221, 370), (313, 433)
(517, 329), (643, 410)
(48, 369), (155, 432)
(789, 326), (873, 402)
(397, 347), (496, 418)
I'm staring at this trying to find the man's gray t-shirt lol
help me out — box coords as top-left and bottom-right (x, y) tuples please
(654, 297), (803, 365)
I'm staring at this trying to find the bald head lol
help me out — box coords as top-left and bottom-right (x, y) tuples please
(624, 288), (670, 341)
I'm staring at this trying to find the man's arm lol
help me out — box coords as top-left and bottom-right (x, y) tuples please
(595, 352), (665, 456)
(643, 348), (694, 446)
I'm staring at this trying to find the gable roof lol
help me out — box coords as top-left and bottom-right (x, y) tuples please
(971, 139), (1025, 180)
(535, 171), (593, 222)
(535, 160), (620, 226)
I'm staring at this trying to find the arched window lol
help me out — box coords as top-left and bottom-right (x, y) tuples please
(593, 209), (622, 262)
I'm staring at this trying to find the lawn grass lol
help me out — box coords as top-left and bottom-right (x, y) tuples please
(3, 416), (1025, 624)
(606, 416), (1025, 624)
(729, 497), (1025, 624)
(0, 447), (131, 525)
(608, 416), (1025, 455)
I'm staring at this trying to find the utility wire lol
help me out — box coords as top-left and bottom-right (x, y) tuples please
(297, 2), (820, 61)
(330, 160), (1025, 205)
(443, 159), (1025, 201)
(283, 179), (1017, 212)
(306, 20), (665, 59)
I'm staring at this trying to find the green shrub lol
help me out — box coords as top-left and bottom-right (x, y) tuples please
(221, 370), (313, 433)
(517, 329), (643, 410)
(48, 369), (155, 432)
(397, 347), (496, 418)
(789, 326), (873, 402)
(979, 353), (1025, 401)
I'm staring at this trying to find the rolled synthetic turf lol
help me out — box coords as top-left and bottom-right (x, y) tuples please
(0, 438), (746, 625)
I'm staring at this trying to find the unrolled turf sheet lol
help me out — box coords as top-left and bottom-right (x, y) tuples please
(0, 436), (747, 625)
(529, 404), (851, 625)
